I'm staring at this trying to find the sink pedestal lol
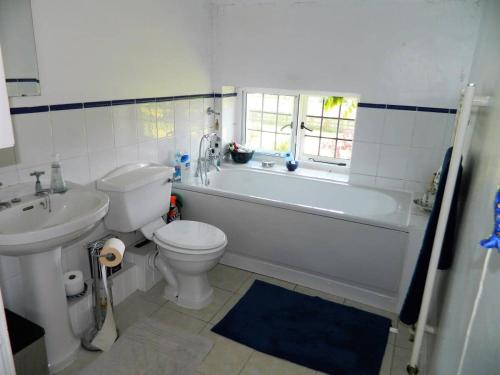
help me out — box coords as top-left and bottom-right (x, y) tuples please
(20, 246), (80, 373)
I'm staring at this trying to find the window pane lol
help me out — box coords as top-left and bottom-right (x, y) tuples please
(336, 140), (353, 159)
(306, 96), (323, 116)
(277, 114), (292, 134)
(262, 113), (277, 132)
(322, 118), (338, 138)
(276, 134), (291, 152)
(324, 99), (341, 118)
(303, 136), (319, 156)
(261, 132), (276, 151)
(305, 117), (321, 136)
(319, 138), (336, 158)
(338, 120), (355, 140)
(340, 97), (358, 119)
(247, 111), (262, 130)
(263, 94), (278, 113)
(278, 96), (294, 114)
(246, 130), (261, 149)
(247, 93), (262, 111)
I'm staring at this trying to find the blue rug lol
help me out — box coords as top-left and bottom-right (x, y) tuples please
(212, 280), (391, 375)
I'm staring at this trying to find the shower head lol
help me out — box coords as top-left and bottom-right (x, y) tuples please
(206, 107), (220, 116)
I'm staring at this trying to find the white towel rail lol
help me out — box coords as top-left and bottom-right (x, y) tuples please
(407, 84), (490, 374)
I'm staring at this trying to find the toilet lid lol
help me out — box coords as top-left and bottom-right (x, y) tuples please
(154, 221), (227, 251)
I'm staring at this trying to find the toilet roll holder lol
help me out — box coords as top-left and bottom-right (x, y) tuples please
(82, 241), (119, 351)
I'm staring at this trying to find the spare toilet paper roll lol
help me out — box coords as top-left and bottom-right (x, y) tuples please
(99, 238), (126, 267)
(64, 270), (84, 296)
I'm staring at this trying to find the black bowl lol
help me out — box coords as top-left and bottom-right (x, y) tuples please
(231, 150), (254, 164)
(286, 160), (299, 171)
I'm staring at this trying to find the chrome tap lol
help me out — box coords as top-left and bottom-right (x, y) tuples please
(30, 170), (51, 196)
(195, 133), (221, 185)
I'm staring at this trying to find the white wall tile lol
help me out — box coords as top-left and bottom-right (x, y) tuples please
(51, 109), (88, 159)
(0, 168), (19, 187)
(350, 141), (380, 175)
(113, 105), (138, 147)
(190, 130), (203, 161)
(412, 111), (447, 148)
(382, 110), (415, 146)
(353, 107), (385, 143)
(203, 98), (215, 131)
(377, 144), (409, 179)
(84, 107), (114, 152)
(174, 100), (190, 136)
(61, 155), (91, 185)
(157, 101), (175, 139)
(157, 138), (175, 165)
(405, 147), (441, 183)
(189, 98), (204, 133)
(12, 112), (53, 168)
(349, 173), (376, 186)
(138, 140), (159, 163)
(115, 144), (139, 166)
(137, 103), (158, 142)
(375, 177), (405, 190)
(441, 114), (456, 149)
(89, 148), (117, 180)
(18, 162), (52, 183)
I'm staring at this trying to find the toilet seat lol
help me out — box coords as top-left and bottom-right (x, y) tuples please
(153, 220), (227, 254)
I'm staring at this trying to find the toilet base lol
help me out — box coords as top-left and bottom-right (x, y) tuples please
(162, 274), (215, 310)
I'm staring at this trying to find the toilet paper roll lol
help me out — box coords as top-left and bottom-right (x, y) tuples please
(64, 270), (84, 296)
(99, 238), (126, 267)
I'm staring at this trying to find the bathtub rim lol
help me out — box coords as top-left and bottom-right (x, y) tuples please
(174, 173), (411, 233)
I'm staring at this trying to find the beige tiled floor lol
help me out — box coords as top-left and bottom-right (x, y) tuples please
(56, 264), (412, 375)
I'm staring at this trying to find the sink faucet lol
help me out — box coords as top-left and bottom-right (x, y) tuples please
(30, 171), (51, 196)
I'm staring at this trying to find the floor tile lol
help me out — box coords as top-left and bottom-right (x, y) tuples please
(54, 348), (101, 375)
(240, 351), (316, 375)
(237, 273), (296, 295)
(207, 264), (252, 292)
(197, 323), (253, 375)
(210, 292), (245, 324)
(293, 285), (345, 304)
(379, 344), (394, 375)
(391, 347), (412, 375)
(114, 292), (162, 332)
(165, 287), (233, 322)
(394, 322), (413, 349)
(151, 304), (207, 334)
(140, 280), (169, 306)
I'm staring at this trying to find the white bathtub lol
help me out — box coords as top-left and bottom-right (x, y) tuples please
(174, 165), (412, 311)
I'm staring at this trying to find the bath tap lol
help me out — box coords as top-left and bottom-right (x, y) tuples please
(195, 133), (221, 185)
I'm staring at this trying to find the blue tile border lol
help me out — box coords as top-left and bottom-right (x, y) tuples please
(6, 78), (40, 83)
(359, 102), (456, 114)
(50, 103), (83, 111)
(9, 92), (457, 116)
(10, 106), (49, 115)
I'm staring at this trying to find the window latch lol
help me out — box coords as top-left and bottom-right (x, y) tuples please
(300, 122), (312, 132)
(280, 122), (293, 131)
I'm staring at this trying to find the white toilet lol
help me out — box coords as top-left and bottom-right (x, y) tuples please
(97, 163), (227, 309)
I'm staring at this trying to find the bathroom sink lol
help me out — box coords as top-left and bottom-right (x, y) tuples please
(0, 183), (109, 372)
(0, 187), (109, 255)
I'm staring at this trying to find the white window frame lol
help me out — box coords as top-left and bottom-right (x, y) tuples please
(241, 88), (359, 167)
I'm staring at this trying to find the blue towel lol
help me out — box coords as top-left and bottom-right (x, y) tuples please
(399, 147), (462, 325)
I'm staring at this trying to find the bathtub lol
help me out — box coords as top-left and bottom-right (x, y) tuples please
(174, 165), (412, 311)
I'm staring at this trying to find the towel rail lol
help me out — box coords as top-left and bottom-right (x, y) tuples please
(407, 84), (490, 374)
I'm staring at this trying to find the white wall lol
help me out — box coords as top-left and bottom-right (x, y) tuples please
(212, 0), (481, 108)
(11, 0), (213, 107)
(429, 0), (500, 373)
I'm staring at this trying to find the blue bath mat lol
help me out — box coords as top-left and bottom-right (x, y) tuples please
(212, 280), (391, 375)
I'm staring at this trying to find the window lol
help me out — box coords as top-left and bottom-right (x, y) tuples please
(244, 92), (298, 154)
(299, 95), (358, 162)
(242, 90), (358, 164)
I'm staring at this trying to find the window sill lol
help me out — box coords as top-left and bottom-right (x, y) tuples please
(222, 159), (350, 184)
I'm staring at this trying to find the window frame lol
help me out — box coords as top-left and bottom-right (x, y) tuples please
(241, 88), (358, 166)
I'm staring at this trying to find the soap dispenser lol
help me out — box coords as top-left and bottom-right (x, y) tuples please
(50, 154), (67, 193)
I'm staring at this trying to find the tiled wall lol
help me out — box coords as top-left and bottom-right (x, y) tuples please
(0, 96), (219, 187)
(0, 94), (221, 315)
(350, 106), (455, 193)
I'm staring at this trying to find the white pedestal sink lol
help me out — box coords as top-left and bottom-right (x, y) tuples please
(0, 184), (109, 373)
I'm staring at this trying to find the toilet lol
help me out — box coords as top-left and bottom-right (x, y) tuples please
(97, 163), (227, 309)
